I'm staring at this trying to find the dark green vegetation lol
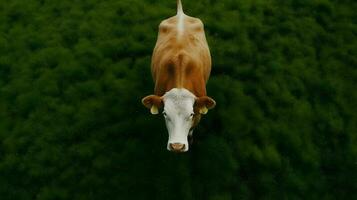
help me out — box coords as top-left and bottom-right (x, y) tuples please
(0, 0), (356, 199)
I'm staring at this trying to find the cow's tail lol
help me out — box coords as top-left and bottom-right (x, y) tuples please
(177, 0), (184, 14)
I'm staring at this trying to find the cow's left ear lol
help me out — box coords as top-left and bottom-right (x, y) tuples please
(142, 95), (163, 114)
(195, 96), (216, 114)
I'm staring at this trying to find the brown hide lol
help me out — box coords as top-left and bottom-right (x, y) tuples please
(144, 4), (215, 131)
(151, 15), (211, 97)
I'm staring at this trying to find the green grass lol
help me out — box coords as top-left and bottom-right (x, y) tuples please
(0, 0), (356, 199)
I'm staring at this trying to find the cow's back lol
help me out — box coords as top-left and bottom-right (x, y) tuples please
(151, 14), (211, 97)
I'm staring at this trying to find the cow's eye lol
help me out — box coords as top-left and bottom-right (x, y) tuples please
(162, 111), (167, 117)
(190, 113), (194, 117)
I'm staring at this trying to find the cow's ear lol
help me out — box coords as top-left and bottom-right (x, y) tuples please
(195, 96), (216, 114)
(141, 95), (163, 115)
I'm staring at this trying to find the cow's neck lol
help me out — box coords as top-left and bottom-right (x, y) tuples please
(154, 62), (207, 97)
(156, 83), (206, 98)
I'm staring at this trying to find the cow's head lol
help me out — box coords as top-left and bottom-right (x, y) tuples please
(142, 88), (215, 152)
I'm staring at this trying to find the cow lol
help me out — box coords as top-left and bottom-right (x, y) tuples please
(142, 0), (216, 152)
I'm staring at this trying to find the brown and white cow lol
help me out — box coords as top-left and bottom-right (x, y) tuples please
(142, 0), (216, 152)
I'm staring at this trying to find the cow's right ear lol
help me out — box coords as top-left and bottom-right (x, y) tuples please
(141, 95), (163, 115)
(194, 96), (216, 114)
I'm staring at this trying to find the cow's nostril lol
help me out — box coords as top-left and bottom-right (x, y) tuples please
(169, 143), (185, 151)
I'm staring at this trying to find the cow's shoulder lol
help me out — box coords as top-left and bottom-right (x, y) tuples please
(185, 16), (204, 30)
(158, 16), (177, 32)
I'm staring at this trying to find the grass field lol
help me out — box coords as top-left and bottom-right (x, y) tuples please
(0, 0), (356, 199)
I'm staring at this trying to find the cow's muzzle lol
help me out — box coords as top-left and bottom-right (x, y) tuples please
(169, 143), (186, 152)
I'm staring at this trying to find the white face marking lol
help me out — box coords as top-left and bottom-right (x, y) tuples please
(162, 88), (196, 152)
